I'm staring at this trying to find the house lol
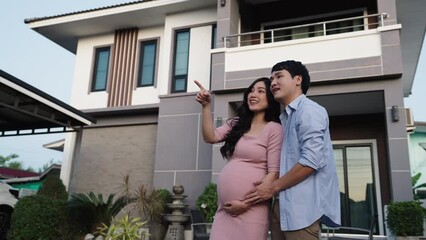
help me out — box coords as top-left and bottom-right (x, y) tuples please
(24, 0), (426, 236)
(409, 121), (426, 196)
(0, 167), (39, 180)
(3, 164), (61, 194)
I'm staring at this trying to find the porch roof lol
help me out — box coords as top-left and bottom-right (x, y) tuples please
(0, 69), (96, 137)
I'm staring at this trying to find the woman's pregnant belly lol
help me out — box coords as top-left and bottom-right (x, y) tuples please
(217, 160), (266, 204)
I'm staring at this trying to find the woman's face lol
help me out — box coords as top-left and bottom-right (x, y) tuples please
(247, 81), (269, 113)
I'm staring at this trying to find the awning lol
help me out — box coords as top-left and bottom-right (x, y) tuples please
(0, 69), (96, 137)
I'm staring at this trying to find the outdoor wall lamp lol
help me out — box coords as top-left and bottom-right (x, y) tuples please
(391, 105), (399, 122)
(216, 117), (223, 127)
(220, 0), (226, 7)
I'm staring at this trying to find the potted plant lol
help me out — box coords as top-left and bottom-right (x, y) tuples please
(386, 200), (425, 240)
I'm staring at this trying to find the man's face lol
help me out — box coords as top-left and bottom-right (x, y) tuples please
(270, 69), (302, 105)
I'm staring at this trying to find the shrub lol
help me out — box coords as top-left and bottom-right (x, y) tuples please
(8, 195), (73, 240)
(195, 183), (218, 222)
(157, 188), (172, 206)
(37, 175), (68, 200)
(386, 201), (425, 236)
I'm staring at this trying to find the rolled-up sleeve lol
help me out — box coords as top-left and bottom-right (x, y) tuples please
(298, 105), (328, 170)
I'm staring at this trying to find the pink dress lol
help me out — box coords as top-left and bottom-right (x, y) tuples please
(209, 121), (283, 240)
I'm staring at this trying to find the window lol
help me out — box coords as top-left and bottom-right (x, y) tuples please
(212, 24), (217, 49)
(91, 47), (110, 92)
(172, 29), (190, 93)
(326, 18), (364, 35)
(333, 144), (379, 234)
(263, 11), (365, 43)
(137, 40), (157, 87)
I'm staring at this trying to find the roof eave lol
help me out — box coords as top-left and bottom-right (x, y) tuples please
(25, 0), (217, 53)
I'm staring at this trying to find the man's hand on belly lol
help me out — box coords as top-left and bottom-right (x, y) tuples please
(244, 180), (275, 204)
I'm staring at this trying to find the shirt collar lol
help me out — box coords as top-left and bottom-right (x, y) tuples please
(288, 94), (305, 111)
(279, 94), (306, 121)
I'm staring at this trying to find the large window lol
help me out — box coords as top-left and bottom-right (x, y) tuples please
(263, 11), (365, 43)
(137, 40), (157, 87)
(333, 144), (379, 234)
(172, 29), (190, 93)
(91, 47), (110, 92)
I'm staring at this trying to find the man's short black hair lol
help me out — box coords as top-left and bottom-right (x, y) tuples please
(271, 60), (310, 94)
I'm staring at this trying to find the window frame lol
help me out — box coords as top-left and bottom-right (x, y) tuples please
(91, 46), (111, 92)
(137, 39), (158, 88)
(171, 29), (190, 93)
(211, 24), (217, 49)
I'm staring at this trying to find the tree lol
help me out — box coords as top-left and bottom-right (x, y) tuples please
(38, 159), (62, 173)
(6, 161), (22, 170)
(0, 154), (19, 166)
(0, 154), (35, 172)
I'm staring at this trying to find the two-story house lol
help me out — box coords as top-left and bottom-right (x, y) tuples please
(25, 0), (425, 236)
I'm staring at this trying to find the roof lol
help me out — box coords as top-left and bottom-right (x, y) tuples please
(0, 69), (96, 137)
(0, 167), (40, 179)
(414, 121), (426, 133)
(43, 139), (65, 152)
(24, 0), (149, 24)
(24, 0), (217, 53)
(3, 164), (61, 184)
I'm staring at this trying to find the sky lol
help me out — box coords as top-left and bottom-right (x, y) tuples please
(0, 1), (425, 170)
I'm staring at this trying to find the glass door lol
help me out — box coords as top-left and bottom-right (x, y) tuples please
(333, 144), (379, 234)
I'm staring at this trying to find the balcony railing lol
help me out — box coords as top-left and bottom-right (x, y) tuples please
(223, 13), (388, 48)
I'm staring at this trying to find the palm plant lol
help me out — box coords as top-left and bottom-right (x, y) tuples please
(412, 172), (426, 200)
(68, 192), (128, 233)
(115, 175), (172, 240)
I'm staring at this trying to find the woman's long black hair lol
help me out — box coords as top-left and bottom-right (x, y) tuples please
(220, 77), (281, 159)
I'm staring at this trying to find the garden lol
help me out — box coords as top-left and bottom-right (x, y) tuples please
(6, 174), (173, 240)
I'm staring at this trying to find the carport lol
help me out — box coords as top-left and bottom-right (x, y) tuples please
(0, 69), (95, 136)
(0, 69), (95, 238)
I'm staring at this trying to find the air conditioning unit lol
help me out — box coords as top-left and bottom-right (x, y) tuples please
(405, 108), (415, 132)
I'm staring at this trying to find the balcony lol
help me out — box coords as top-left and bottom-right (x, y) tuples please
(212, 13), (401, 90)
(223, 13), (387, 48)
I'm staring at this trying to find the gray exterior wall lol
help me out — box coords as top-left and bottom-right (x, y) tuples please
(154, 93), (212, 207)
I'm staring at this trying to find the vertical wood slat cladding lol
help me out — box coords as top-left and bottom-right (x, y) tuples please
(108, 28), (138, 107)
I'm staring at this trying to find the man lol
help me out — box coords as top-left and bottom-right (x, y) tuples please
(245, 60), (340, 240)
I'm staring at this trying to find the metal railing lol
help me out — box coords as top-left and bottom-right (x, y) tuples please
(223, 13), (388, 48)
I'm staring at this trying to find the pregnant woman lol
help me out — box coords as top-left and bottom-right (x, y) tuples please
(194, 77), (282, 240)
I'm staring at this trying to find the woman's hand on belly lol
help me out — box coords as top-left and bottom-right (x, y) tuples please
(223, 200), (251, 217)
